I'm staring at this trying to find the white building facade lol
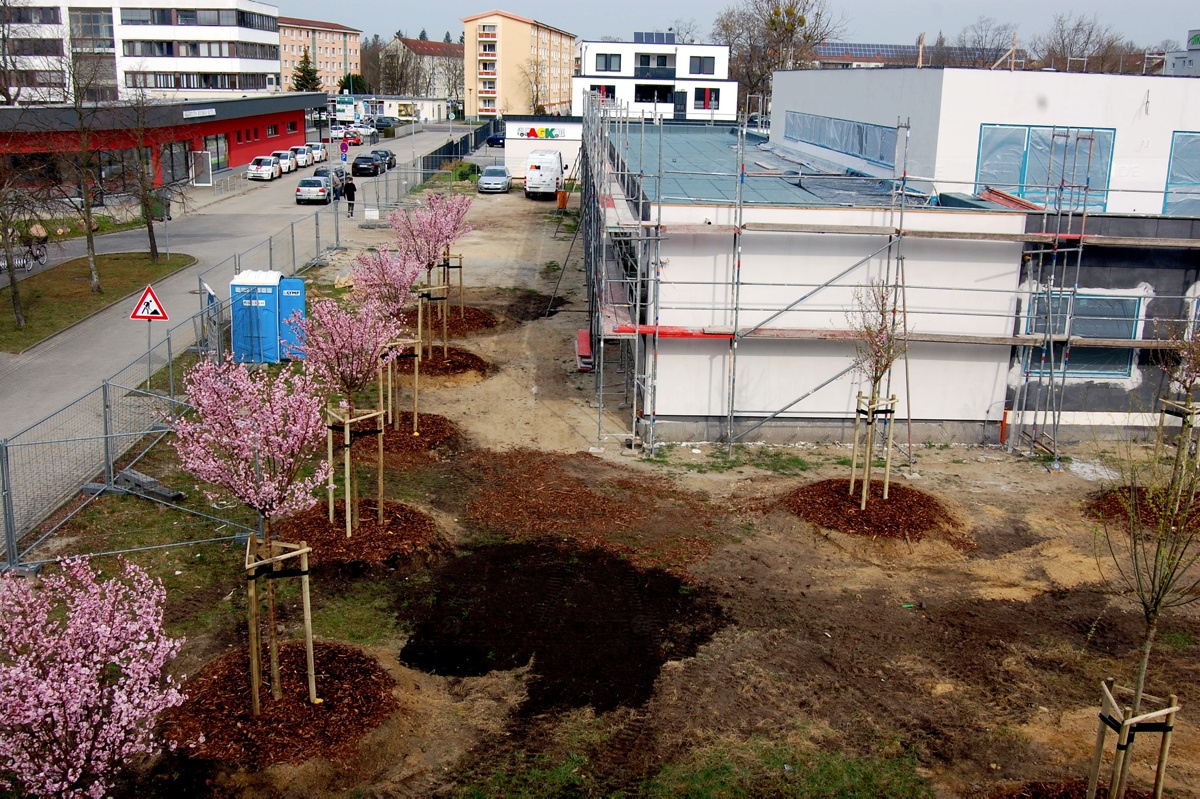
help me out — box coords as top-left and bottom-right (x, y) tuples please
(571, 33), (737, 122)
(1, 0), (281, 103)
(769, 67), (1200, 216)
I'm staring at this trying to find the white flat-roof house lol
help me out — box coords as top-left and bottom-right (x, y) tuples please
(571, 32), (737, 122)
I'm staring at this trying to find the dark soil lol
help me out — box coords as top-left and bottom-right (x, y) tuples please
(396, 305), (497, 338)
(275, 498), (439, 566)
(337, 413), (462, 465)
(398, 541), (725, 716)
(780, 478), (961, 542)
(392, 345), (489, 377)
(462, 450), (723, 575)
(162, 642), (398, 768)
(990, 780), (1151, 798)
(1087, 485), (1200, 532)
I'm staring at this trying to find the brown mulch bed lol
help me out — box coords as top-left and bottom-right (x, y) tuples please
(396, 305), (497, 338)
(335, 413), (462, 457)
(392, 345), (490, 377)
(1087, 485), (1200, 532)
(163, 641), (399, 768)
(462, 450), (721, 576)
(779, 478), (959, 542)
(275, 498), (438, 566)
(990, 780), (1151, 799)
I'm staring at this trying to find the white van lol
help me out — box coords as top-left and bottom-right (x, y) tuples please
(524, 149), (564, 199)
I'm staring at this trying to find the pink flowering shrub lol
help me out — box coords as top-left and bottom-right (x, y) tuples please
(288, 299), (402, 406)
(847, 280), (907, 389)
(389, 191), (473, 269)
(172, 360), (330, 523)
(350, 247), (423, 320)
(0, 557), (187, 798)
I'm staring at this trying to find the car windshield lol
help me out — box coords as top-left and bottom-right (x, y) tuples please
(252, 158), (271, 166)
(482, 167), (507, 177)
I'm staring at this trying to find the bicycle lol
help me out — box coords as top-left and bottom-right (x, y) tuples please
(11, 241), (47, 271)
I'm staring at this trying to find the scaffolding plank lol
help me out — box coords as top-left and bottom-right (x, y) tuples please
(743, 222), (894, 235)
(1084, 236), (1200, 250)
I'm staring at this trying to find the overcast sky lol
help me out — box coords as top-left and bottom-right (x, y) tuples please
(281, 0), (1193, 50)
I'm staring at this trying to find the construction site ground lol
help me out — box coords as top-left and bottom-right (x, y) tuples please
(102, 188), (1200, 797)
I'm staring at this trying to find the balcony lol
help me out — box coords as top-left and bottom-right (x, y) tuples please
(477, 88), (496, 97)
(478, 51), (497, 59)
(478, 69), (496, 78)
(634, 66), (676, 79)
(478, 31), (497, 40)
(478, 107), (498, 116)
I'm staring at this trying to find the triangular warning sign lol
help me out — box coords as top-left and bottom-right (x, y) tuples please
(130, 285), (169, 321)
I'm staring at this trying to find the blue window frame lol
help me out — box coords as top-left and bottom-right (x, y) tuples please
(1165, 132), (1200, 216)
(1027, 293), (1139, 377)
(976, 125), (1115, 211)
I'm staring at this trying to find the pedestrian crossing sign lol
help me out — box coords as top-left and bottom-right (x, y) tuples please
(130, 285), (169, 321)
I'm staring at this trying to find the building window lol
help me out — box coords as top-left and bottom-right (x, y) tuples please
(1027, 293), (1140, 377)
(236, 130), (242, 143)
(202, 133), (228, 171)
(689, 56), (715, 74)
(267, 124), (278, 137)
(595, 53), (620, 72)
(976, 124), (1115, 210)
(633, 84), (672, 103)
(176, 9), (196, 25)
(694, 87), (719, 109)
(783, 111), (898, 167)
(11, 69), (64, 87)
(589, 84), (616, 98)
(6, 38), (64, 56)
(69, 8), (115, 51)
(1164, 131), (1200, 216)
(287, 121), (297, 133)
(4, 6), (60, 24)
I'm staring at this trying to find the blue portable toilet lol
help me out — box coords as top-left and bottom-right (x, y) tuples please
(278, 277), (306, 358)
(230, 270), (282, 363)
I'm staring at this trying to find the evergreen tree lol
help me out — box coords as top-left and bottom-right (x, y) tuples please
(459, 32), (464, 45)
(443, 31), (452, 43)
(418, 28), (428, 41)
(292, 48), (322, 92)
(338, 73), (372, 94)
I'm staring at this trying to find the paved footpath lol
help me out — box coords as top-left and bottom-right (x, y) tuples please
(0, 126), (480, 440)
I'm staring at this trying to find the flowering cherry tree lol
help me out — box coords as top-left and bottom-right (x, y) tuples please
(389, 191), (473, 273)
(0, 557), (187, 799)
(350, 246), (424, 321)
(172, 359), (328, 704)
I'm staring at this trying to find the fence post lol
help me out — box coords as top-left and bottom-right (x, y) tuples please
(166, 333), (175, 410)
(268, 237), (274, 271)
(334, 203), (340, 249)
(314, 209), (321, 255)
(290, 222), (297, 275)
(1, 438), (18, 569)
(102, 380), (113, 486)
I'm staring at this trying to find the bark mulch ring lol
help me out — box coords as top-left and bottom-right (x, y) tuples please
(275, 498), (439, 567)
(780, 478), (962, 544)
(989, 781), (1151, 799)
(1086, 485), (1200, 533)
(162, 641), (399, 768)
(335, 413), (462, 467)
(461, 450), (724, 577)
(392, 345), (490, 378)
(396, 305), (497, 338)
(398, 541), (725, 716)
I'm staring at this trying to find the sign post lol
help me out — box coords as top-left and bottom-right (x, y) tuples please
(130, 286), (169, 390)
(340, 140), (348, 165)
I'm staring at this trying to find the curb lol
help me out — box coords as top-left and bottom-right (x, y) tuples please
(17, 254), (198, 355)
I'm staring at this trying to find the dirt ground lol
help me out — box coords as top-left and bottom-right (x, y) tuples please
(127, 188), (1200, 797)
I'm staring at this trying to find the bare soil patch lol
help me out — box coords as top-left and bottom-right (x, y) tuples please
(398, 541), (726, 716)
(162, 641), (398, 768)
(275, 498), (440, 567)
(780, 477), (963, 543)
(990, 780), (1151, 798)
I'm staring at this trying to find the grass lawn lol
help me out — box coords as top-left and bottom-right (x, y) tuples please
(14, 214), (145, 243)
(0, 251), (195, 352)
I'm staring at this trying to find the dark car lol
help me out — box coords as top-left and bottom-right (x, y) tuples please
(351, 153), (382, 176)
(486, 131), (505, 148)
(313, 165), (344, 192)
(371, 149), (396, 169)
(373, 116), (400, 129)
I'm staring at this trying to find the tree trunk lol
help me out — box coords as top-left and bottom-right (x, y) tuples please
(79, 178), (101, 294)
(144, 212), (159, 264)
(265, 516), (282, 701)
(1132, 612), (1159, 717)
(2, 247), (26, 329)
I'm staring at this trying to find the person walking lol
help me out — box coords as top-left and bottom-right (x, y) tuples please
(343, 177), (357, 218)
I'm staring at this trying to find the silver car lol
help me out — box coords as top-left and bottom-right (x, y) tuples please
(477, 165), (512, 193)
(295, 176), (332, 204)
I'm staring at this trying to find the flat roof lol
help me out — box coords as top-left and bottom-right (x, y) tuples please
(612, 123), (906, 208)
(0, 93), (326, 133)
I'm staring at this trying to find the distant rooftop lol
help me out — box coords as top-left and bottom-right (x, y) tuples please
(814, 41), (1029, 66)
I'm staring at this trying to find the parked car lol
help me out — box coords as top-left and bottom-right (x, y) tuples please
(313, 165), (344, 194)
(328, 125), (347, 140)
(476, 165), (512, 193)
(351, 123), (375, 139)
(371, 149), (396, 169)
(373, 116), (400, 130)
(308, 142), (328, 162)
(343, 130), (362, 146)
(295, 176), (332, 204)
(486, 131), (506, 148)
(289, 144), (313, 168)
(247, 155), (281, 180)
(272, 150), (296, 173)
(351, 153), (382, 176)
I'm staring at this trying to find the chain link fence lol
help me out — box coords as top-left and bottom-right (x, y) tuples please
(1, 206), (340, 570)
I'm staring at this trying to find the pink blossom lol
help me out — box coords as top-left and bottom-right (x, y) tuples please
(0, 557), (187, 798)
(350, 247), (423, 320)
(847, 280), (907, 389)
(389, 191), (473, 269)
(287, 299), (402, 405)
(172, 360), (330, 522)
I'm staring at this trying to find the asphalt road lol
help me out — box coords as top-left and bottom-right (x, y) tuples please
(0, 125), (479, 440)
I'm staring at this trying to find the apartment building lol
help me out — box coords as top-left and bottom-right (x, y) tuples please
(0, 0), (283, 102)
(279, 16), (360, 93)
(384, 37), (464, 100)
(461, 9), (574, 118)
(571, 32), (738, 121)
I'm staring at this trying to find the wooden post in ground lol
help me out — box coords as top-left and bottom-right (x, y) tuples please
(1153, 695), (1178, 798)
(413, 344), (421, 436)
(377, 368), (385, 523)
(1109, 705), (1134, 799)
(883, 395), (897, 499)
(861, 387), (879, 511)
(326, 412), (335, 523)
(246, 569), (262, 716)
(1087, 677), (1117, 799)
(300, 541), (317, 704)
(268, 550), (281, 700)
(343, 415), (352, 537)
(849, 391), (864, 496)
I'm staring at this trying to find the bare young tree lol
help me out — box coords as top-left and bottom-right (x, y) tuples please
(1031, 12), (1123, 72)
(668, 17), (703, 44)
(954, 15), (1018, 66)
(520, 55), (548, 115)
(712, 0), (845, 110)
(0, 137), (52, 328)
